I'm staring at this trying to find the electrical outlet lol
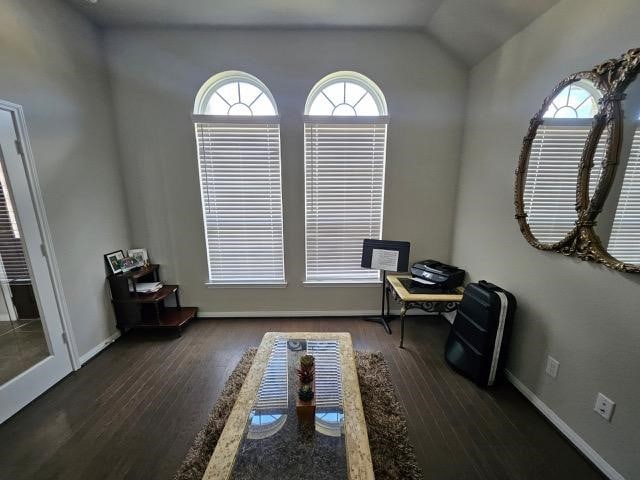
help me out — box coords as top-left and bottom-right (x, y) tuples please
(594, 393), (615, 422)
(545, 355), (559, 378)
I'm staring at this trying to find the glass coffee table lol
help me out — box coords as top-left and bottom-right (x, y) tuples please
(203, 332), (374, 480)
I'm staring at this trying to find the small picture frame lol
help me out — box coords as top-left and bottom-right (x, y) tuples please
(119, 256), (139, 273)
(105, 250), (125, 275)
(127, 248), (148, 266)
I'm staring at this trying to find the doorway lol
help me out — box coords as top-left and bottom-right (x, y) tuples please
(0, 100), (74, 423)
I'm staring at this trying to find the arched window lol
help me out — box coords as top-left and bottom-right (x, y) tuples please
(524, 80), (605, 244)
(542, 82), (600, 119)
(194, 71), (278, 116)
(304, 72), (388, 283)
(305, 72), (387, 117)
(193, 71), (285, 285)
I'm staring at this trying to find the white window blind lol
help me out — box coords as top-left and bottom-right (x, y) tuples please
(524, 122), (592, 243)
(608, 126), (640, 263)
(304, 121), (387, 282)
(195, 122), (285, 284)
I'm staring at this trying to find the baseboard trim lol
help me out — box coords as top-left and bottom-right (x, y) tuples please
(197, 309), (438, 318)
(79, 331), (121, 366)
(504, 370), (625, 480)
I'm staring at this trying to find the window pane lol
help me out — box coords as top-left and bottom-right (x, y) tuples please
(323, 82), (345, 106)
(239, 82), (262, 105)
(228, 103), (252, 116)
(353, 93), (379, 116)
(205, 93), (230, 115)
(567, 87), (590, 109)
(308, 94), (334, 115)
(333, 104), (357, 116)
(345, 82), (367, 105)
(543, 82), (600, 119)
(309, 84), (382, 117)
(251, 94), (277, 115)
(576, 98), (598, 118)
(554, 85), (570, 108)
(217, 82), (240, 105)
(555, 106), (578, 118)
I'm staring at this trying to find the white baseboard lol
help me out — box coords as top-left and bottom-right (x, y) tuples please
(504, 370), (625, 480)
(197, 309), (441, 318)
(78, 330), (121, 366)
(0, 314), (10, 322)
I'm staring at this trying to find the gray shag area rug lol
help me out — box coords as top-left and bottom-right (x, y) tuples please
(175, 349), (423, 480)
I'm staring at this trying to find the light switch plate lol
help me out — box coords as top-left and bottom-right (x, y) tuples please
(594, 393), (615, 422)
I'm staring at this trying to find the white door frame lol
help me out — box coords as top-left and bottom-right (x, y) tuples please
(0, 99), (80, 369)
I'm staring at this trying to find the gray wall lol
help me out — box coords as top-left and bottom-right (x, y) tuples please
(0, 0), (131, 357)
(451, 0), (640, 477)
(105, 29), (467, 314)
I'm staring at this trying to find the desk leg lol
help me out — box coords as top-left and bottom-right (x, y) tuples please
(399, 305), (407, 348)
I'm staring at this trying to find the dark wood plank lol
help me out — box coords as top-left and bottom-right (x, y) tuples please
(0, 316), (605, 480)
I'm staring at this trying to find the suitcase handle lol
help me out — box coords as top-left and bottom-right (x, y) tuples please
(479, 280), (502, 292)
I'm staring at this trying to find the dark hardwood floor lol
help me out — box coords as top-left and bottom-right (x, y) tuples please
(0, 316), (604, 480)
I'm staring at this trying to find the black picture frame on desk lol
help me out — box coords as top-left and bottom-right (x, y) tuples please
(105, 250), (125, 275)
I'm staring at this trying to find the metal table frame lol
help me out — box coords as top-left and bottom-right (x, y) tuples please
(385, 275), (464, 348)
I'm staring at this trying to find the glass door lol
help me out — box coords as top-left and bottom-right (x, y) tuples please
(0, 103), (73, 423)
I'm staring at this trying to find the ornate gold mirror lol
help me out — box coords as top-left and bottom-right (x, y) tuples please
(515, 48), (640, 272)
(515, 72), (606, 251)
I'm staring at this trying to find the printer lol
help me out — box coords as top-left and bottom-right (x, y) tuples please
(410, 259), (466, 290)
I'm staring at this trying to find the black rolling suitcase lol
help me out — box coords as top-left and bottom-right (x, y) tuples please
(445, 280), (516, 386)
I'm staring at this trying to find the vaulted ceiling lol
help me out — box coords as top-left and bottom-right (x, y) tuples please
(65, 0), (561, 65)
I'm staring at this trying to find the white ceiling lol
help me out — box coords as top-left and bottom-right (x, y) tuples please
(64, 0), (560, 65)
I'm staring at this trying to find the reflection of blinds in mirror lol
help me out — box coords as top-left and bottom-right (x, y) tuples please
(0, 166), (29, 283)
(608, 127), (640, 263)
(524, 124), (590, 243)
(306, 340), (342, 408)
(254, 338), (288, 410)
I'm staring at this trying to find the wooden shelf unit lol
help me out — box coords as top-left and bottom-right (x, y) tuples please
(107, 264), (197, 335)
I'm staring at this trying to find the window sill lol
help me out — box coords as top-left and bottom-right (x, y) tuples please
(205, 282), (288, 289)
(302, 280), (382, 287)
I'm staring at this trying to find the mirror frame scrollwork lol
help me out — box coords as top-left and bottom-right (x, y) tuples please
(515, 48), (640, 273)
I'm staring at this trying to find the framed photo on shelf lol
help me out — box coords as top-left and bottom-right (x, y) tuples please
(105, 250), (125, 275)
(127, 248), (148, 266)
(119, 256), (139, 273)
